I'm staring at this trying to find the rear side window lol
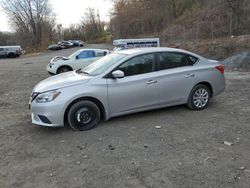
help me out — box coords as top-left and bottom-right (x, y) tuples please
(0, 48), (4, 51)
(158, 52), (198, 70)
(96, 51), (107, 57)
(118, 54), (154, 77)
(78, 50), (95, 59)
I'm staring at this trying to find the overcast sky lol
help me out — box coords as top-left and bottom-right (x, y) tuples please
(0, 0), (113, 32)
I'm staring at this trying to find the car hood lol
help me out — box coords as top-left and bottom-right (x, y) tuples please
(33, 71), (90, 93)
(50, 56), (69, 63)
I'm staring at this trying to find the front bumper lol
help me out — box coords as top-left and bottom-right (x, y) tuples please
(46, 64), (57, 75)
(30, 100), (65, 127)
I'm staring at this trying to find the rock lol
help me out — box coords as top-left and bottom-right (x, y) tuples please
(77, 145), (83, 150)
(223, 141), (233, 146)
(108, 144), (115, 150)
(240, 166), (245, 170)
(76, 161), (81, 165)
(131, 161), (137, 165)
(83, 155), (88, 159)
(234, 175), (240, 180)
(155, 125), (161, 129)
(143, 144), (149, 148)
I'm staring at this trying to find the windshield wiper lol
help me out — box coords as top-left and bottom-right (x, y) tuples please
(76, 68), (89, 75)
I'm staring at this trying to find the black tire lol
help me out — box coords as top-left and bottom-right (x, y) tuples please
(187, 84), (211, 110)
(67, 100), (100, 131)
(57, 66), (72, 74)
(8, 53), (16, 58)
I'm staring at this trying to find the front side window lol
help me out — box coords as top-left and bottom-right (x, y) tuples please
(118, 54), (154, 77)
(77, 50), (95, 59)
(0, 48), (4, 51)
(158, 52), (198, 70)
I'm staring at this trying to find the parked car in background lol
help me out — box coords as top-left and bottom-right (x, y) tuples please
(58, 41), (74, 49)
(31, 47), (225, 131)
(47, 48), (109, 74)
(68, 40), (85, 47)
(0, 45), (23, 58)
(48, 44), (62, 51)
(78, 41), (85, 47)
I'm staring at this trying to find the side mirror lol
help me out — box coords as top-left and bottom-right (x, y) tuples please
(76, 55), (79, 59)
(112, 70), (124, 79)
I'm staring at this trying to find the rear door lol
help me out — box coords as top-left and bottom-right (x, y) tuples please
(156, 52), (198, 105)
(107, 53), (160, 116)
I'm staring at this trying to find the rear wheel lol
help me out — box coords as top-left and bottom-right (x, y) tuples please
(187, 84), (211, 110)
(57, 66), (72, 74)
(67, 101), (100, 131)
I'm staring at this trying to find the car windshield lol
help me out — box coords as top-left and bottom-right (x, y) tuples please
(81, 53), (127, 76)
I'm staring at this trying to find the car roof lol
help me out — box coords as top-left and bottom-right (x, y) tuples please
(78, 48), (108, 52)
(115, 47), (203, 58)
(0, 45), (21, 48)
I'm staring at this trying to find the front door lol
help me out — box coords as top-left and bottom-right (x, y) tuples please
(107, 53), (159, 116)
(74, 50), (97, 69)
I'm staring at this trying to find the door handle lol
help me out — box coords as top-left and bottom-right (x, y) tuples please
(185, 74), (195, 78)
(146, 80), (157, 84)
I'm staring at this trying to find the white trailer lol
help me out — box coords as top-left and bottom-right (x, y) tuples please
(113, 38), (160, 51)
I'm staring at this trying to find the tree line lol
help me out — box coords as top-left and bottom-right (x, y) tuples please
(0, 0), (250, 50)
(110, 0), (250, 41)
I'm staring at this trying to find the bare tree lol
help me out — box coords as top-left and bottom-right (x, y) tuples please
(0, 0), (54, 47)
(81, 8), (105, 41)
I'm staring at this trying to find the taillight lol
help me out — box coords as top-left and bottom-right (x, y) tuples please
(215, 65), (224, 74)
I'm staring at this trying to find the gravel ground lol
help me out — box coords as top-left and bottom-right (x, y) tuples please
(0, 45), (250, 188)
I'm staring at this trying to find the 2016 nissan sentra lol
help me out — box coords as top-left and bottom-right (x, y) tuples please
(30, 48), (225, 131)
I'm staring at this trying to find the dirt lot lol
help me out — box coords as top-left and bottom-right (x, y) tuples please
(0, 45), (250, 188)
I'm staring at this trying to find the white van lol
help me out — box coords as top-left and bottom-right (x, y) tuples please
(47, 49), (109, 74)
(0, 45), (23, 58)
(113, 38), (160, 51)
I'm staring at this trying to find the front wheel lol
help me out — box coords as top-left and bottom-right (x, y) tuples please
(67, 101), (100, 131)
(8, 53), (16, 58)
(187, 84), (211, 110)
(57, 66), (72, 74)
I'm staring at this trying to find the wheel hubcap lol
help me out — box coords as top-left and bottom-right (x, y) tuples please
(193, 88), (209, 108)
(75, 107), (93, 125)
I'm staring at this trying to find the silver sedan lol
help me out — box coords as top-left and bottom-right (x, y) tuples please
(30, 48), (225, 131)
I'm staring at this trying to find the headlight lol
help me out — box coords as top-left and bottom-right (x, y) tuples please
(36, 91), (61, 103)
